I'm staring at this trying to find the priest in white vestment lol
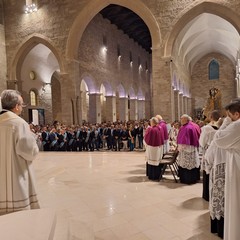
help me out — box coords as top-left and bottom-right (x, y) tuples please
(208, 100), (240, 240)
(199, 110), (220, 201)
(0, 90), (40, 215)
(205, 140), (226, 238)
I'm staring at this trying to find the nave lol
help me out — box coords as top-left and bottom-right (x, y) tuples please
(35, 151), (220, 240)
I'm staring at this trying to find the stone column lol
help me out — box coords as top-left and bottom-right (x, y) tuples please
(171, 86), (175, 122)
(152, 51), (173, 122)
(183, 96), (187, 114)
(187, 97), (192, 116)
(179, 93), (183, 116)
(0, 24), (7, 92)
(129, 99), (138, 120)
(39, 83), (53, 124)
(144, 99), (151, 119)
(185, 96), (188, 116)
(58, 60), (79, 124)
(236, 77), (240, 97)
(174, 90), (180, 120)
(57, 73), (75, 124)
(76, 93), (81, 125)
(105, 96), (116, 122)
(88, 93), (101, 123)
(118, 97), (128, 121)
(138, 99), (145, 120)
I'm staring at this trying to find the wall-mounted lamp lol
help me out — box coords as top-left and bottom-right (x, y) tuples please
(103, 35), (107, 51)
(129, 51), (133, 65)
(117, 44), (121, 59)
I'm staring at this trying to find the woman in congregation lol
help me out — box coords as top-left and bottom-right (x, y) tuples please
(144, 117), (164, 180)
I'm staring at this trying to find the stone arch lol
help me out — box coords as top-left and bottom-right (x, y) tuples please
(128, 87), (136, 99)
(116, 84), (126, 98)
(80, 74), (97, 93)
(51, 72), (62, 122)
(137, 88), (144, 100)
(164, 2), (240, 57)
(99, 81), (113, 96)
(10, 34), (65, 80)
(66, 0), (161, 60)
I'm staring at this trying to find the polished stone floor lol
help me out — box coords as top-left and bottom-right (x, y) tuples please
(34, 151), (221, 240)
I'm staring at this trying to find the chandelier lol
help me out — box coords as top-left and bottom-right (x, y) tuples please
(24, 1), (38, 14)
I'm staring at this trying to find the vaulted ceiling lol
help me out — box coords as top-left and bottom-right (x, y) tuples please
(175, 13), (240, 72)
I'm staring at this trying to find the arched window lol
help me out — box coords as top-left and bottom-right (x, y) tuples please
(30, 90), (37, 106)
(209, 59), (219, 80)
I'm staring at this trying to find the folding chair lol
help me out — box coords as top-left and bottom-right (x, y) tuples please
(159, 149), (179, 182)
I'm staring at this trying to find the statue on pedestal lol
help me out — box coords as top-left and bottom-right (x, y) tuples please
(203, 87), (222, 120)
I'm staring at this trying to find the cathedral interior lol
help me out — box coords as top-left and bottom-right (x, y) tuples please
(0, 0), (239, 125)
(0, 1), (240, 239)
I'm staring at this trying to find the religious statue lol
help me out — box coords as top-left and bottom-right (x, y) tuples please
(203, 87), (222, 120)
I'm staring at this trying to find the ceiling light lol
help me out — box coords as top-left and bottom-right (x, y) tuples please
(25, 3), (38, 14)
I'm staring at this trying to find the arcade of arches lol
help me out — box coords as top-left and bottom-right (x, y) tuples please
(0, 0), (240, 125)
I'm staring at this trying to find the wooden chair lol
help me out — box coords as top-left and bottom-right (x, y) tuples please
(159, 149), (179, 183)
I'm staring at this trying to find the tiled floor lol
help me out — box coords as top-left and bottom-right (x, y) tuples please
(34, 151), (221, 240)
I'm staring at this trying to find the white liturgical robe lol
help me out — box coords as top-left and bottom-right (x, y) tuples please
(0, 111), (40, 215)
(213, 117), (240, 240)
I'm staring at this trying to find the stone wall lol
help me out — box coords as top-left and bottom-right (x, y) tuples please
(78, 14), (151, 121)
(0, 24), (6, 93)
(0, 1), (6, 93)
(191, 53), (236, 117)
(1, 0), (239, 123)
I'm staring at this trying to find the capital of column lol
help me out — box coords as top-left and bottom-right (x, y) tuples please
(88, 92), (102, 96)
(7, 80), (18, 84)
(105, 95), (116, 99)
(7, 80), (19, 90)
(129, 98), (138, 101)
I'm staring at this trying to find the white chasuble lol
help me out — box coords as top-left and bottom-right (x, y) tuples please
(0, 111), (39, 215)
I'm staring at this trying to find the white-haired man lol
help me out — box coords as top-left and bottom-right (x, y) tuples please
(0, 90), (40, 215)
(144, 117), (164, 180)
(177, 114), (200, 184)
